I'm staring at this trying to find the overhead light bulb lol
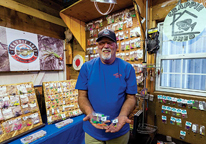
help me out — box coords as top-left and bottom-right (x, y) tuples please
(91, 0), (116, 15)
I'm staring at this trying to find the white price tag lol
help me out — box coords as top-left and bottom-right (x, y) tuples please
(8, 120), (13, 125)
(177, 109), (182, 113)
(163, 96), (166, 100)
(101, 117), (107, 122)
(199, 102), (204, 110)
(10, 96), (14, 99)
(61, 114), (66, 119)
(3, 97), (9, 101)
(112, 119), (118, 124)
(48, 116), (52, 122)
(2, 108), (12, 114)
(141, 17), (145, 24)
(162, 116), (167, 120)
(177, 98), (182, 103)
(162, 105), (166, 110)
(176, 118), (181, 123)
(182, 110), (187, 114)
(172, 97), (177, 102)
(180, 130), (186, 136)
(172, 108), (176, 112)
(192, 124), (197, 131)
(63, 106), (65, 111)
(182, 99), (187, 104)
(185, 121), (192, 127)
(26, 84), (31, 88)
(200, 127), (203, 133)
(29, 103), (37, 108)
(170, 117), (176, 122)
(158, 95), (162, 99)
(50, 83), (53, 88)
(20, 95), (27, 98)
(47, 110), (50, 115)
(22, 104), (28, 108)
(23, 116), (28, 121)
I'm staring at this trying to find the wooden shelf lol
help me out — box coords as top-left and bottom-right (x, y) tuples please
(60, 0), (134, 23)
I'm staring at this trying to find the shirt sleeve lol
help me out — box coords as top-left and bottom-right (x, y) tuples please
(75, 63), (88, 90)
(125, 65), (137, 94)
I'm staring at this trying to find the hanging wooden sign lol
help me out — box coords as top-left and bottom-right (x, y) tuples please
(163, 1), (206, 42)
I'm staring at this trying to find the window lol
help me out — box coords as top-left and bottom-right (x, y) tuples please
(156, 23), (206, 96)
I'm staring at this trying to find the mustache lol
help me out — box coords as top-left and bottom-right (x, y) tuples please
(102, 48), (111, 52)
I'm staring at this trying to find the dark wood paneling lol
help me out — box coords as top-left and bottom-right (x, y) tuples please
(147, 92), (206, 144)
(0, 6), (65, 39)
(13, 0), (63, 17)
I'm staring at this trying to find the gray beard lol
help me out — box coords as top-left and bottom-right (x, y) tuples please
(100, 48), (112, 60)
(101, 53), (111, 60)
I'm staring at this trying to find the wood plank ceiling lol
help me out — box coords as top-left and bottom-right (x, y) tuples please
(61, 0), (134, 23)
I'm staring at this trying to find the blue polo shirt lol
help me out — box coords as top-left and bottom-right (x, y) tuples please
(75, 57), (137, 141)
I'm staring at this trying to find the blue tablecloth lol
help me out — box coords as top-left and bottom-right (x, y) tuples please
(9, 115), (85, 144)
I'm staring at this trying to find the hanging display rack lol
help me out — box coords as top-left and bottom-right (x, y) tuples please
(133, 0), (158, 139)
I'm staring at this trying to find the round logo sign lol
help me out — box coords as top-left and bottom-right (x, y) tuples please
(73, 54), (84, 70)
(163, 1), (206, 42)
(8, 39), (38, 63)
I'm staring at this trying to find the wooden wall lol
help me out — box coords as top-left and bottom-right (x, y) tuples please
(153, 92), (206, 144)
(0, 5), (65, 40)
(65, 0), (146, 81)
(13, 0), (63, 18)
(66, 38), (85, 80)
(0, 1), (67, 85)
(146, 1), (206, 143)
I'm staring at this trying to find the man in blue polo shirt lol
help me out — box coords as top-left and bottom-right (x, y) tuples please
(75, 29), (137, 144)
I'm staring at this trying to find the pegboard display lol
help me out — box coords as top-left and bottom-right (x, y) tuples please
(85, 7), (145, 89)
(43, 80), (82, 124)
(0, 82), (43, 143)
(153, 92), (206, 144)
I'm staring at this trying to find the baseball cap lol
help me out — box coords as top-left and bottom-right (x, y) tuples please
(96, 29), (116, 43)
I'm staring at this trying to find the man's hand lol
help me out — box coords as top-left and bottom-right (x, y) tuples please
(105, 115), (131, 133)
(83, 113), (110, 130)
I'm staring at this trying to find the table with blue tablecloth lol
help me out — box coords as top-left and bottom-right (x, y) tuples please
(9, 115), (85, 144)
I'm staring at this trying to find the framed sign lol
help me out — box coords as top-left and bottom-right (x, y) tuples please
(0, 26), (64, 72)
(163, 1), (206, 42)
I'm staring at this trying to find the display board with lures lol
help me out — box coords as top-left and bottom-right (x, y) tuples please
(85, 7), (144, 88)
(0, 82), (43, 143)
(155, 93), (206, 143)
(43, 80), (82, 124)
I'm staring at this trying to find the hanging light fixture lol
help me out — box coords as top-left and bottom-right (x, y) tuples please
(91, 0), (116, 4)
(91, 0), (117, 15)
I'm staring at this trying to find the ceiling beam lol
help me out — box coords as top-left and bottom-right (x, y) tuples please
(13, 0), (62, 17)
(0, 0), (67, 27)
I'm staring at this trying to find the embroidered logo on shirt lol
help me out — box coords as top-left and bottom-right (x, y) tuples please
(113, 73), (122, 78)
